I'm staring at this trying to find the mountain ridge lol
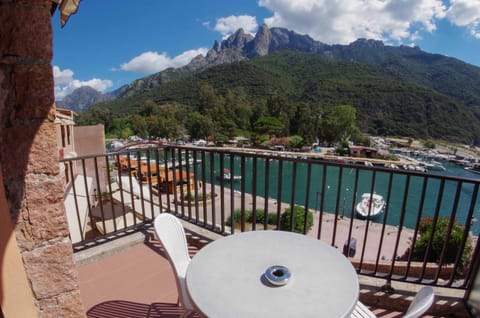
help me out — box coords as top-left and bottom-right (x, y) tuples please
(56, 86), (120, 113)
(65, 26), (480, 143)
(77, 50), (480, 144)
(59, 25), (480, 114)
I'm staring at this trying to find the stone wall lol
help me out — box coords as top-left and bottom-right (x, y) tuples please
(0, 0), (85, 316)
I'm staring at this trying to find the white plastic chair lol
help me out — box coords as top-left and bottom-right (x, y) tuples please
(154, 213), (194, 317)
(351, 286), (435, 318)
(403, 286), (435, 318)
(351, 300), (377, 318)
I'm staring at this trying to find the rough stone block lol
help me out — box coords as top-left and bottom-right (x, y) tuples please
(57, 290), (86, 318)
(23, 239), (79, 299)
(37, 291), (86, 318)
(1, 122), (59, 182)
(37, 297), (58, 318)
(29, 122), (60, 175)
(0, 1), (53, 60)
(0, 124), (38, 181)
(24, 173), (64, 206)
(16, 201), (69, 247)
(13, 64), (55, 120)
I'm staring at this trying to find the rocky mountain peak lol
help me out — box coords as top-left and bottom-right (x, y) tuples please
(249, 24), (271, 57)
(349, 38), (384, 49)
(221, 28), (254, 50)
(55, 86), (113, 113)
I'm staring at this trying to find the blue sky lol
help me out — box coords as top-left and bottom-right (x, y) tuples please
(52, 0), (480, 100)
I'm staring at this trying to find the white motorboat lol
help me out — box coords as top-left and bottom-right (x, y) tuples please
(217, 169), (242, 182)
(355, 193), (385, 219)
(419, 160), (446, 171)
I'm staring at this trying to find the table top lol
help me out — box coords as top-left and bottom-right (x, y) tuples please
(186, 230), (359, 318)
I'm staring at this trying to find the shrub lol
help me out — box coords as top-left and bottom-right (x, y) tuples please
(412, 216), (472, 266)
(424, 139), (436, 149)
(279, 205), (313, 234)
(226, 209), (278, 227)
(181, 192), (212, 202)
(267, 212), (278, 225)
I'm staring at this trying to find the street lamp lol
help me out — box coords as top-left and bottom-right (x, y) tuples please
(314, 191), (321, 213)
(341, 187), (350, 219)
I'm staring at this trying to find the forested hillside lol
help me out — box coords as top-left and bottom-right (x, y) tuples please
(77, 50), (480, 145)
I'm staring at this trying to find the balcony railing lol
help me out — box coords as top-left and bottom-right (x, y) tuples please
(61, 144), (480, 296)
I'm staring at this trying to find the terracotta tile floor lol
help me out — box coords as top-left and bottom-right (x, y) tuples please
(77, 233), (200, 318)
(77, 233), (434, 318)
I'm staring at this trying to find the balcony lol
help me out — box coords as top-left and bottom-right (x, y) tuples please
(63, 145), (479, 317)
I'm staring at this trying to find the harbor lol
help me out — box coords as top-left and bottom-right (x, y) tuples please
(115, 140), (480, 237)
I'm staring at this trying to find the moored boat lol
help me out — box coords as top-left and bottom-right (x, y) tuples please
(465, 164), (480, 174)
(217, 169), (242, 182)
(355, 193), (385, 219)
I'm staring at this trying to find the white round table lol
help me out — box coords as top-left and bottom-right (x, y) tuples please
(186, 230), (359, 318)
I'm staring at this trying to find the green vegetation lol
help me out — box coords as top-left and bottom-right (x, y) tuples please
(226, 209), (278, 227)
(180, 192), (212, 202)
(412, 217), (472, 266)
(225, 206), (313, 234)
(279, 205), (314, 234)
(423, 139), (436, 149)
(77, 50), (480, 144)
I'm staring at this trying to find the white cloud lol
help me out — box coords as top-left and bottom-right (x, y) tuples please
(446, 0), (480, 38)
(120, 48), (208, 74)
(53, 66), (113, 100)
(214, 15), (258, 38)
(258, 0), (447, 44)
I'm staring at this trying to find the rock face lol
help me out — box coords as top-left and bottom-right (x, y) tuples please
(198, 24), (325, 68)
(249, 24), (272, 57)
(56, 86), (117, 112)
(116, 25), (333, 98)
(58, 25), (393, 106)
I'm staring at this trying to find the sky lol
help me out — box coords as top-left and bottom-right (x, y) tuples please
(52, 0), (480, 100)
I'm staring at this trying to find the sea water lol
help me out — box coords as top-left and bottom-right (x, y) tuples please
(140, 148), (480, 235)
(202, 155), (480, 235)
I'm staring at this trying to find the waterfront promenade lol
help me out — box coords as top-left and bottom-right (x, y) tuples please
(159, 182), (413, 262)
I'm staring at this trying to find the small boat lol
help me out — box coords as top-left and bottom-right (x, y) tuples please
(217, 169), (242, 182)
(419, 160), (446, 171)
(465, 164), (480, 175)
(355, 193), (385, 219)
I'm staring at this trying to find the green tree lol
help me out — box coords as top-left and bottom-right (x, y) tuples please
(156, 103), (185, 138)
(119, 126), (133, 140)
(234, 104), (252, 131)
(322, 105), (357, 143)
(335, 140), (350, 156)
(130, 114), (147, 138)
(424, 139), (436, 149)
(412, 217), (472, 266)
(292, 102), (315, 143)
(351, 129), (371, 146)
(253, 116), (285, 137)
(141, 99), (158, 116)
(287, 135), (304, 149)
(186, 112), (214, 139)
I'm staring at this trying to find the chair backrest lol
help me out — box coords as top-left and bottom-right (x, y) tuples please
(154, 213), (193, 310)
(402, 286), (435, 318)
